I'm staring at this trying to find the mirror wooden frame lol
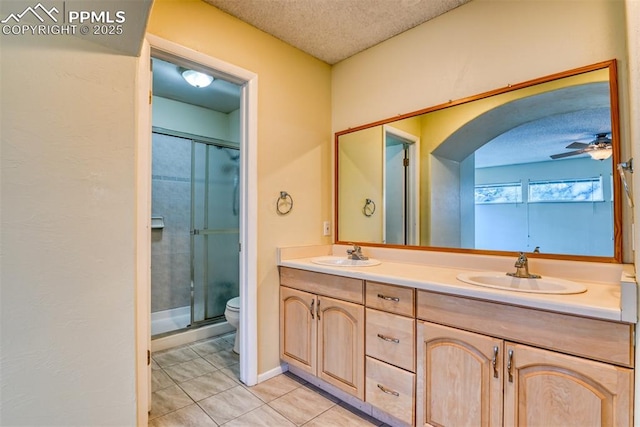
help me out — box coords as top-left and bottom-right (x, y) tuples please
(334, 60), (622, 263)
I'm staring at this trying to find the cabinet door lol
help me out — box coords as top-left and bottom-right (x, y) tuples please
(317, 295), (365, 399)
(504, 342), (633, 427)
(280, 286), (317, 375)
(417, 321), (503, 427)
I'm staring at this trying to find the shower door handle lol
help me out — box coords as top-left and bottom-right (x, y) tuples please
(190, 229), (201, 235)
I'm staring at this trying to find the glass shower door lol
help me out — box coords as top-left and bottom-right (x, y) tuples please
(191, 141), (240, 325)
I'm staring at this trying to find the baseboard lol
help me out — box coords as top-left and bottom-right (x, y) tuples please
(257, 362), (288, 383)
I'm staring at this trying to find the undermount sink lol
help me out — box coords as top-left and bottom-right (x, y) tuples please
(456, 271), (587, 295)
(311, 256), (381, 267)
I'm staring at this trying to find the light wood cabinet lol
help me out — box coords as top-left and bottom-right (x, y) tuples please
(280, 268), (365, 399)
(504, 342), (633, 427)
(417, 320), (634, 427)
(416, 321), (503, 427)
(280, 268), (635, 427)
(280, 286), (316, 375)
(366, 356), (415, 425)
(366, 281), (415, 317)
(365, 281), (416, 426)
(366, 308), (415, 372)
(416, 290), (634, 367)
(317, 295), (365, 398)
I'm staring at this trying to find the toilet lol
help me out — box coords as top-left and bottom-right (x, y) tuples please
(224, 296), (240, 354)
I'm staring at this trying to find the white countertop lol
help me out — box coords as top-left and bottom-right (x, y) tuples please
(279, 247), (636, 323)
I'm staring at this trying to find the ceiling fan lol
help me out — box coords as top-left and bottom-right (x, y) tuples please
(550, 133), (612, 160)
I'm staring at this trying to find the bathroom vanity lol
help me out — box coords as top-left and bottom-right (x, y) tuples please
(277, 58), (636, 427)
(278, 245), (636, 427)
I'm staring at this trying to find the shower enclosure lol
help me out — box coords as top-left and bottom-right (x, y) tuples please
(151, 131), (240, 336)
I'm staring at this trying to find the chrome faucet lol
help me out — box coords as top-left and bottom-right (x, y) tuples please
(507, 252), (541, 279)
(347, 244), (368, 261)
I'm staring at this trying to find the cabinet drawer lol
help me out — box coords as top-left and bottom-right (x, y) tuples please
(280, 267), (363, 304)
(366, 308), (415, 372)
(417, 290), (634, 367)
(366, 356), (415, 426)
(366, 281), (414, 316)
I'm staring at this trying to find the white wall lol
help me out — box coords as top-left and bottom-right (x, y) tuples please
(1, 35), (139, 425)
(152, 95), (240, 143)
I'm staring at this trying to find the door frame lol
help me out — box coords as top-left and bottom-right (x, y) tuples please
(382, 125), (420, 245)
(136, 33), (259, 419)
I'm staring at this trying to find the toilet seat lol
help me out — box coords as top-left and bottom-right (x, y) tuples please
(226, 296), (240, 311)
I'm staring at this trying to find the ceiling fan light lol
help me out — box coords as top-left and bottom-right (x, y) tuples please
(181, 69), (214, 88)
(588, 149), (613, 161)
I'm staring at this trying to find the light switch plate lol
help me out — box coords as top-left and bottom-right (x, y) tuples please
(323, 221), (331, 236)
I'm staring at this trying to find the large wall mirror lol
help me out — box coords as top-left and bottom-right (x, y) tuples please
(336, 60), (622, 262)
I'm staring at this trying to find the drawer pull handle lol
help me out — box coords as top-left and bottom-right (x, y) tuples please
(377, 384), (399, 397)
(492, 346), (499, 379)
(377, 333), (400, 344)
(377, 294), (400, 302)
(507, 349), (514, 383)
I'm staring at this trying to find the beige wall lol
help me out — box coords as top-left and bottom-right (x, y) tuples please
(0, 35), (138, 424)
(147, 0), (333, 374)
(332, 0), (628, 132)
(338, 127), (383, 242)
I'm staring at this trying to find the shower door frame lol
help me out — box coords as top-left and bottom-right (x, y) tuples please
(141, 35), (259, 400)
(189, 136), (241, 328)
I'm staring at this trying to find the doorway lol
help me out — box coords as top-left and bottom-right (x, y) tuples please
(138, 37), (259, 410)
(383, 125), (420, 245)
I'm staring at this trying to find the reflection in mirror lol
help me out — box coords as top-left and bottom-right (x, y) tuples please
(336, 61), (621, 261)
(383, 125), (420, 245)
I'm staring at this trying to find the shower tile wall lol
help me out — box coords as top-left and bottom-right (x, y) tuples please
(151, 133), (192, 313)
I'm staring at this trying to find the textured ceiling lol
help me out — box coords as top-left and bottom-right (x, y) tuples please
(434, 83), (612, 168)
(203, 0), (471, 64)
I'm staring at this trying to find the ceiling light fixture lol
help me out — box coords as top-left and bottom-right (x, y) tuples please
(181, 69), (214, 88)
(588, 149), (613, 161)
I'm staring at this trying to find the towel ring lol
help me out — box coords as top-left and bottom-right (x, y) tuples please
(362, 198), (376, 217)
(277, 191), (294, 215)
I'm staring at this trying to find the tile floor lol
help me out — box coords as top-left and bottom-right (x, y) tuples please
(150, 333), (389, 426)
